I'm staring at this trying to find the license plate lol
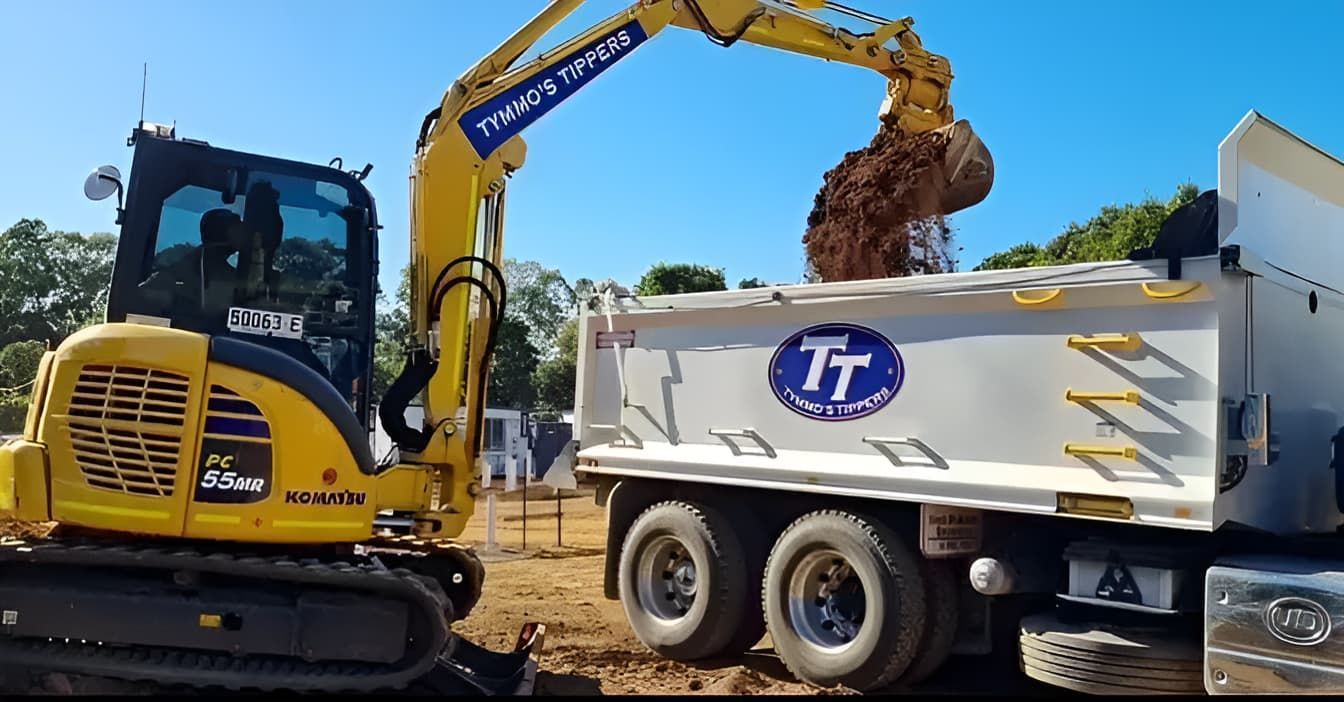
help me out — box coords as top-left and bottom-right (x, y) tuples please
(227, 307), (304, 340)
(919, 504), (982, 558)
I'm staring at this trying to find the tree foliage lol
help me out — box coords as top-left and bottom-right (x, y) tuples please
(371, 265), (413, 402)
(503, 258), (575, 356)
(531, 318), (578, 418)
(974, 183), (1199, 271)
(488, 314), (539, 410)
(738, 277), (768, 289)
(0, 340), (46, 435)
(370, 262), (544, 412)
(571, 277), (597, 313)
(275, 237), (345, 283)
(0, 219), (116, 348)
(0, 219), (114, 434)
(635, 262), (727, 296)
(0, 341), (45, 390)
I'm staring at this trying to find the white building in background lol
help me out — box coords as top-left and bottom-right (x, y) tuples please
(481, 407), (526, 479)
(370, 404), (528, 481)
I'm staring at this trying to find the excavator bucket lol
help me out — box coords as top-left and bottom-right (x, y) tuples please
(931, 119), (994, 215)
(415, 623), (546, 695)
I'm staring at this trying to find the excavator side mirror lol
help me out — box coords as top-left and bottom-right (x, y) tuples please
(83, 165), (122, 204)
(84, 165), (126, 225)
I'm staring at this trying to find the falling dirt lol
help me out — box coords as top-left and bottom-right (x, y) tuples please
(804, 125), (956, 282)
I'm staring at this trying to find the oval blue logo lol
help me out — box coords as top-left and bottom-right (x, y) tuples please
(769, 323), (904, 421)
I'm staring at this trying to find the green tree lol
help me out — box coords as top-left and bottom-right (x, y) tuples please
(504, 259), (575, 357)
(738, 277), (768, 289)
(371, 265), (412, 402)
(0, 340), (46, 434)
(371, 263), (544, 412)
(532, 318), (579, 417)
(974, 242), (1045, 271)
(571, 277), (597, 313)
(275, 237), (344, 283)
(0, 341), (45, 390)
(0, 219), (116, 347)
(487, 314), (540, 409)
(974, 183), (1199, 271)
(635, 262), (727, 296)
(0, 395), (26, 436)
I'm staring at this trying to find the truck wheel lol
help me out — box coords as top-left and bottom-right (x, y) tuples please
(899, 558), (959, 685)
(617, 500), (750, 660)
(721, 511), (768, 655)
(763, 510), (926, 691)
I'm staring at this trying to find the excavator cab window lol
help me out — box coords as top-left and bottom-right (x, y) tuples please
(106, 133), (379, 425)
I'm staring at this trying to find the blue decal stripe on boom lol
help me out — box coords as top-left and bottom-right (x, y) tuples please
(458, 19), (650, 160)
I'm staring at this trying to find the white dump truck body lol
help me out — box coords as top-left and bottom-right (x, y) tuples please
(573, 110), (1344, 538)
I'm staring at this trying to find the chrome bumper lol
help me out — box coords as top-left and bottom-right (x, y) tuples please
(1206, 556), (1344, 694)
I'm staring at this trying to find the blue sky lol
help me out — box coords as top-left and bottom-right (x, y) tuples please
(3, 1), (1343, 301)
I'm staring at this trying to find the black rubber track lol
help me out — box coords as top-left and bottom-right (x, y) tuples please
(0, 537), (453, 692)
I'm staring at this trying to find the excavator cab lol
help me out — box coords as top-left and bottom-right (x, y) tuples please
(92, 122), (379, 414)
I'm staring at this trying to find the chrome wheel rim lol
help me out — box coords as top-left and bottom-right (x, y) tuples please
(636, 535), (697, 621)
(787, 548), (866, 651)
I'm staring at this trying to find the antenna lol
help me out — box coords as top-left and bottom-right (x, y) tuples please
(139, 62), (147, 126)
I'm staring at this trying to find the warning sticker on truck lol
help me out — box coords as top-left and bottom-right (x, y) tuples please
(596, 330), (635, 349)
(919, 504), (982, 558)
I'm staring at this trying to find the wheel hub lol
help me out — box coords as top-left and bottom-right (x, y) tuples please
(636, 535), (698, 620)
(788, 550), (867, 650)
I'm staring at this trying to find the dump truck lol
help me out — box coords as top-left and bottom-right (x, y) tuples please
(553, 110), (1344, 694)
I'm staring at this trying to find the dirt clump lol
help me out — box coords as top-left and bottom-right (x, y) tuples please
(804, 125), (955, 282)
(0, 520), (55, 540)
(704, 669), (772, 695)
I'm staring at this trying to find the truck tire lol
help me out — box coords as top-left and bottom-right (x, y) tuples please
(721, 510), (768, 655)
(763, 509), (926, 691)
(899, 558), (959, 685)
(617, 500), (750, 660)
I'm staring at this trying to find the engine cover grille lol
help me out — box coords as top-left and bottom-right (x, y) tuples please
(65, 364), (190, 497)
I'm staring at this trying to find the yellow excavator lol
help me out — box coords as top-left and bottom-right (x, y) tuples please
(0, 0), (991, 693)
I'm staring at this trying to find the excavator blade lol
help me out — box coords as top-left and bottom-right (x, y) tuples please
(931, 118), (994, 215)
(418, 623), (546, 695)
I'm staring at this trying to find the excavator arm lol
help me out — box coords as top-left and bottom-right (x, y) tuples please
(384, 0), (992, 536)
(424, 0), (956, 151)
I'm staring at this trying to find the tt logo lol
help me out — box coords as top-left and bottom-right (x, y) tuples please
(1264, 597), (1331, 646)
(799, 334), (871, 402)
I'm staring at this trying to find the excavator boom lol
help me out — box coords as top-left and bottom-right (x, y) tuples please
(395, 2), (994, 507)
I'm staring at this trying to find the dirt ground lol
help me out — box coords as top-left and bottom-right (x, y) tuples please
(450, 486), (823, 696)
(451, 485), (1047, 697)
